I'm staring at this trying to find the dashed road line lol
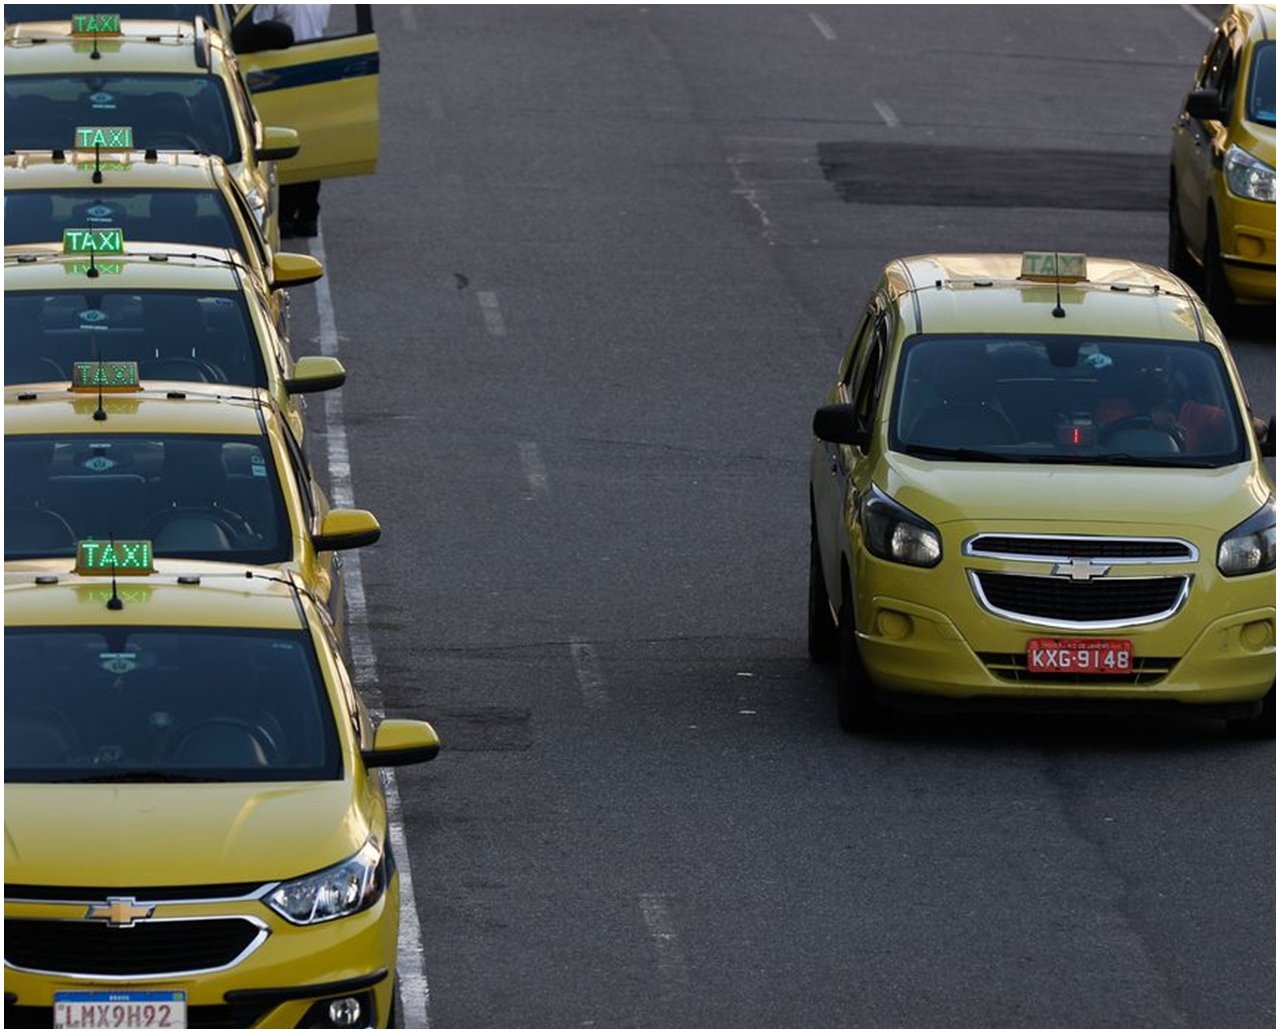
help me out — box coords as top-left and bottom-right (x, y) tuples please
(477, 290), (508, 337)
(873, 99), (900, 128)
(808, 11), (837, 41)
(311, 229), (432, 1030)
(1180, 4), (1214, 30)
(400, 4), (419, 31)
(638, 893), (689, 986)
(517, 440), (550, 499)
(569, 640), (608, 709)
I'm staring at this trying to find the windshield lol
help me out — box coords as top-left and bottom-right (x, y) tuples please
(5, 432), (291, 565)
(4, 5), (221, 23)
(1247, 41), (1276, 127)
(6, 188), (243, 252)
(5, 74), (239, 162)
(5, 627), (340, 783)
(5, 288), (267, 388)
(890, 336), (1247, 467)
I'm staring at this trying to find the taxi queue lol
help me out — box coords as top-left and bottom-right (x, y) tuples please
(3, 6), (434, 1030)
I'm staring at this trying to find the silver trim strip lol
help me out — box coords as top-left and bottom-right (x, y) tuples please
(967, 570), (1193, 630)
(3, 913), (271, 981)
(964, 533), (1198, 565)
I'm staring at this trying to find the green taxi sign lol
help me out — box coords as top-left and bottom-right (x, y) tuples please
(70, 13), (121, 35)
(63, 227), (124, 255)
(72, 359), (140, 392)
(1020, 251), (1088, 283)
(75, 125), (133, 149)
(76, 539), (154, 576)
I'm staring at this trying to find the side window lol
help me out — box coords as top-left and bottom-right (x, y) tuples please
(279, 421), (316, 526)
(226, 182), (271, 270)
(1198, 31), (1231, 92)
(838, 305), (877, 395)
(851, 317), (889, 430)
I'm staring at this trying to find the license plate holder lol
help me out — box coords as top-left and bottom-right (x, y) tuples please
(53, 990), (186, 1029)
(1027, 638), (1133, 674)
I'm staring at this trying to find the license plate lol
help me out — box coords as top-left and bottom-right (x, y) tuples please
(54, 991), (186, 1029)
(1027, 638), (1133, 674)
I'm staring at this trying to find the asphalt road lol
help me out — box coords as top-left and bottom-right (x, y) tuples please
(292, 5), (1275, 1027)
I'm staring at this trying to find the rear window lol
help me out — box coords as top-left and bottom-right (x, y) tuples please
(5, 627), (341, 783)
(5, 74), (239, 162)
(5, 432), (292, 565)
(5, 288), (267, 388)
(6, 188), (242, 252)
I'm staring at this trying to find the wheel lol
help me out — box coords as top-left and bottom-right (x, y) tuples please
(1167, 177), (1196, 281)
(836, 581), (885, 734)
(1202, 215), (1237, 326)
(1227, 686), (1275, 739)
(807, 511), (838, 662)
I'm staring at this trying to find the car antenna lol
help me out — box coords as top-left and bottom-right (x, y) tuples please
(90, 27), (102, 61)
(1052, 252), (1066, 319)
(92, 346), (108, 421)
(107, 535), (124, 609)
(92, 142), (103, 184)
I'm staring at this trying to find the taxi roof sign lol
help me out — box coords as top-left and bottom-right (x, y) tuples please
(72, 360), (139, 392)
(75, 126), (133, 149)
(70, 13), (122, 36)
(76, 539), (154, 576)
(63, 227), (124, 255)
(1020, 251), (1088, 283)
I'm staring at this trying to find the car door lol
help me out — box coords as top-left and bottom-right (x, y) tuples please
(233, 4), (379, 184)
(1174, 26), (1237, 256)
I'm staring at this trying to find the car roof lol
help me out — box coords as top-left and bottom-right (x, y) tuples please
(5, 149), (228, 190)
(3, 22), (223, 77)
(4, 566), (312, 631)
(886, 253), (1219, 344)
(5, 244), (249, 290)
(5, 387), (275, 437)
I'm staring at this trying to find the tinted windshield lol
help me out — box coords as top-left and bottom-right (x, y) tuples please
(5, 74), (239, 162)
(890, 336), (1247, 467)
(5, 288), (267, 388)
(5, 627), (340, 783)
(4, 5), (220, 22)
(6, 188), (242, 252)
(5, 432), (291, 564)
(1247, 41), (1276, 126)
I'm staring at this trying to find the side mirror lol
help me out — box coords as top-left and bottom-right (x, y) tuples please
(813, 403), (870, 450)
(313, 508), (381, 552)
(362, 719), (440, 768)
(284, 355), (346, 395)
(271, 252), (324, 289)
(255, 126), (300, 162)
(1254, 415), (1276, 458)
(1185, 88), (1226, 122)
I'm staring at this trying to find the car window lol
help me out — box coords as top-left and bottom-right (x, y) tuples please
(5, 288), (267, 388)
(4, 627), (341, 783)
(5, 432), (292, 564)
(5, 188), (242, 252)
(1247, 41), (1276, 126)
(3, 5), (221, 22)
(838, 305), (876, 391)
(1198, 31), (1232, 92)
(849, 315), (888, 429)
(4, 73), (240, 163)
(890, 336), (1247, 466)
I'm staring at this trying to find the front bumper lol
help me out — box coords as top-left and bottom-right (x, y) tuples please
(1218, 194), (1276, 303)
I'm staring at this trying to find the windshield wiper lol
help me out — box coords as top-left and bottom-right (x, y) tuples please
(1069, 453), (1217, 468)
(58, 770), (231, 784)
(902, 444), (1025, 463)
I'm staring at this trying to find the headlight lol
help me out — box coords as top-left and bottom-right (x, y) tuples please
(858, 484), (942, 568)
(1217, 500), (1276, 576)
(266, 837), (386, 925)
(1224, 145), (1276, 203)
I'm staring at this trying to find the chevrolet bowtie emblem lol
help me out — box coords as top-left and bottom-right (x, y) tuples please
(85, 897), (154, 927)
(1053, 559), (1111, 580)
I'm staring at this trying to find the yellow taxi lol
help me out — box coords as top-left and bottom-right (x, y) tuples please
(809, 251), (1276, 735)
(4, 5), (235, 38)
(5, 144), (324, 318)
(5, 239), (342, 440)
(4, 564), (439, 1029)
(1169, 3), (1276, 316)
(5, 376), (381, 630)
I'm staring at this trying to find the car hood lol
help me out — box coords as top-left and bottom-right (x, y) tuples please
(1237, 119), (1275, 167)
(883, 455), (1271, 536)
(4, 780), (370, 887)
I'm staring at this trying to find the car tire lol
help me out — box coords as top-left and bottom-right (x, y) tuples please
(1227, 685), (1275, 740)
(808, 513), (838, 663)
(1167, 179), (1196, 282)
(836, 582), (885, 734)
(1202, 215), (1238, 327)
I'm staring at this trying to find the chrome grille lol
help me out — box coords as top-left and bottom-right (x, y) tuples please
(971, 571), (1189, 627)
(965, 535), (1195, 562)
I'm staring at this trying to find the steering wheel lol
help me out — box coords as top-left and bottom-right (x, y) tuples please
(142, 505), (256, 544)
(141, 356), (225, 384)
(167, 717), (281, 765)
(1097, 414), (1184, 450)
(145, 132), (204, 151)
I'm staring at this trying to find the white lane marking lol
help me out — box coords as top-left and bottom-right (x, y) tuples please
(312, 230), (432, 1031)
(727, 157), (776, 245)
(873, 99), (900, 128)
(638, 893), (688, 984)
(400, 4), (419, 31)
(1180, 4), (1214, 30)
(808, 11), (837, 41)
(477, 290), (508, 337)
(517, 440), (550, 499)
(569, 640), (608, 709)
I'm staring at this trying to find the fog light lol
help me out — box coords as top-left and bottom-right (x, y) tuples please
(1240, 620), (1274, 651)
(327, 997), (363, 1027)
(1236, 233), (1265, 260)
(876, 610), (912, 640)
